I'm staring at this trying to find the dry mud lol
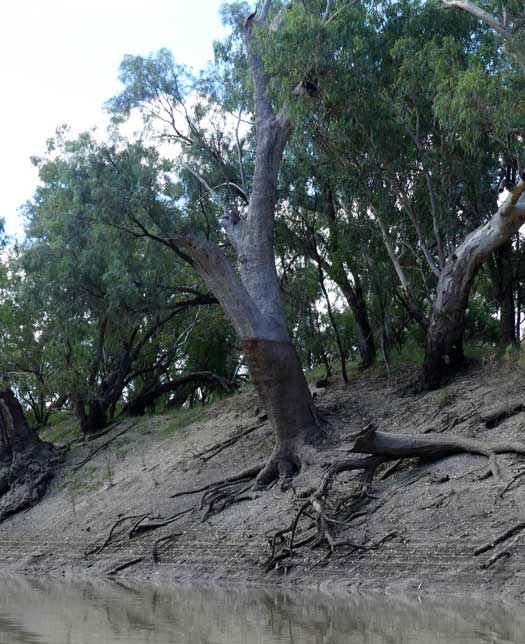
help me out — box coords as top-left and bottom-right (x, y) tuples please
(2, 363), (525, 601)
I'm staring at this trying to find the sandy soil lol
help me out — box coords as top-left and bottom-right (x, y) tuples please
(2, 362), (525, 601)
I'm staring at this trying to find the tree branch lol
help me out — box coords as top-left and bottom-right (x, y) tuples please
(441, 1), (515, 41)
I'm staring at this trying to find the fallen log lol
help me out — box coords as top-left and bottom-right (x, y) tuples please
(353, 427), (525, 479)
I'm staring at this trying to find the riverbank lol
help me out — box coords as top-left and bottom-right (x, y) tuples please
(2, 362), (525, 600)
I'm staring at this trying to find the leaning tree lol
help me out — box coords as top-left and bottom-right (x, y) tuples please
(107, 1), (339, 485)
(421, 0), (525, 388)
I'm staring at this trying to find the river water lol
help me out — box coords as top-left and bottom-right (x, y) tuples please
(0, 575), (523, 643)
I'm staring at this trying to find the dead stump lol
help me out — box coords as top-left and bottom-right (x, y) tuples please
(0, 389), (58, 522)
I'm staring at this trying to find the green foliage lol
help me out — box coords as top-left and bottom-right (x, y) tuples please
(2, 0), (524, 435)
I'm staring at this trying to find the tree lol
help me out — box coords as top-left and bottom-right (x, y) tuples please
(423, 178), (525, 387)
(421, 0), (525, 387)
(108, 2), (330, 485)
(16, 133), (220, 434)
(441, 0), (525, 74)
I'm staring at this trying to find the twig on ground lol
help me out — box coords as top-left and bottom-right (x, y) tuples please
(499, 469), (525, 498)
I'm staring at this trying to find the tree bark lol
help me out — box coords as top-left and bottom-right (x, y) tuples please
(243, 339), (318, 484)
(423, 179), (525, 389)
(493, 242), (517, 345)
(0, 390), (57, 522)
(171, 8), (321, 484)
(74, 396), (108, 436)
(337, 278), (376, 369)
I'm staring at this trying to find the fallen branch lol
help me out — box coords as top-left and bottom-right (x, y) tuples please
(353, 427), (525, 480)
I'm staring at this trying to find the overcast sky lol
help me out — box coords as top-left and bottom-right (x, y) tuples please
(0, 0), (228, 238)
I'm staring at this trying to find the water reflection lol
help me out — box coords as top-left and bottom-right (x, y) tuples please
(0, 575), (522, 643)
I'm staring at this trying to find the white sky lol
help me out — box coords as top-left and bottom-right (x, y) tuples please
(0, 0), (229, 239)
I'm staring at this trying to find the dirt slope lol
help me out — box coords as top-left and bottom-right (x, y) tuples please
(1, 362), (525, 600)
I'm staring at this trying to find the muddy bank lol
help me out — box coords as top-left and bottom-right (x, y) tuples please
(1, 364), (525, 600)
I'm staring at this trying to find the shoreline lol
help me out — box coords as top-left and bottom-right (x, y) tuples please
(2, 365), (525, 602)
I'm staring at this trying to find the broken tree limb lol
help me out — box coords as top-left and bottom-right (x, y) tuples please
(353, 427), (525, 480)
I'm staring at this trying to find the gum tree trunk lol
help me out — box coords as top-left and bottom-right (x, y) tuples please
(423, 179), (525, 389)
(0, 390), (57, 522)
(175, 6), (320, 484)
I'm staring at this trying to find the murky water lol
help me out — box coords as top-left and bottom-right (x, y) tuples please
(0, 575), (523, 643)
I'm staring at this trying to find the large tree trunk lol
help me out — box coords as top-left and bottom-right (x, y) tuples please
(242, 339), (318, 484)
(423, 180), (525, 389)
(74, 396), (108, 436)
(172, 7), (322, 485)
(0, 390), (57, 522)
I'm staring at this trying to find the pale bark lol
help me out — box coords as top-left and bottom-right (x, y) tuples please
(173, 6), (318, 483)
(441, 1), (515, 41)
(423, 178), (525, 388)
(441, 1), (525, 74)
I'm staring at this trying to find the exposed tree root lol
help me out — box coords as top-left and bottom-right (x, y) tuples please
(481, 545), (513, 570)
(474, 521), (525, 556)
(480, 403), (525, 429)
(129, 508), (193, 538)
(72, 423), (137, 470)
(170, 463), (263, 500)
(89, 464), (265, 559)
(266, 426), (525, 569)
(192, 421), (266, 463)
(152, 532), (182, 564)
(86, 513), (150, 555)
(106, 557), (144, 576)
